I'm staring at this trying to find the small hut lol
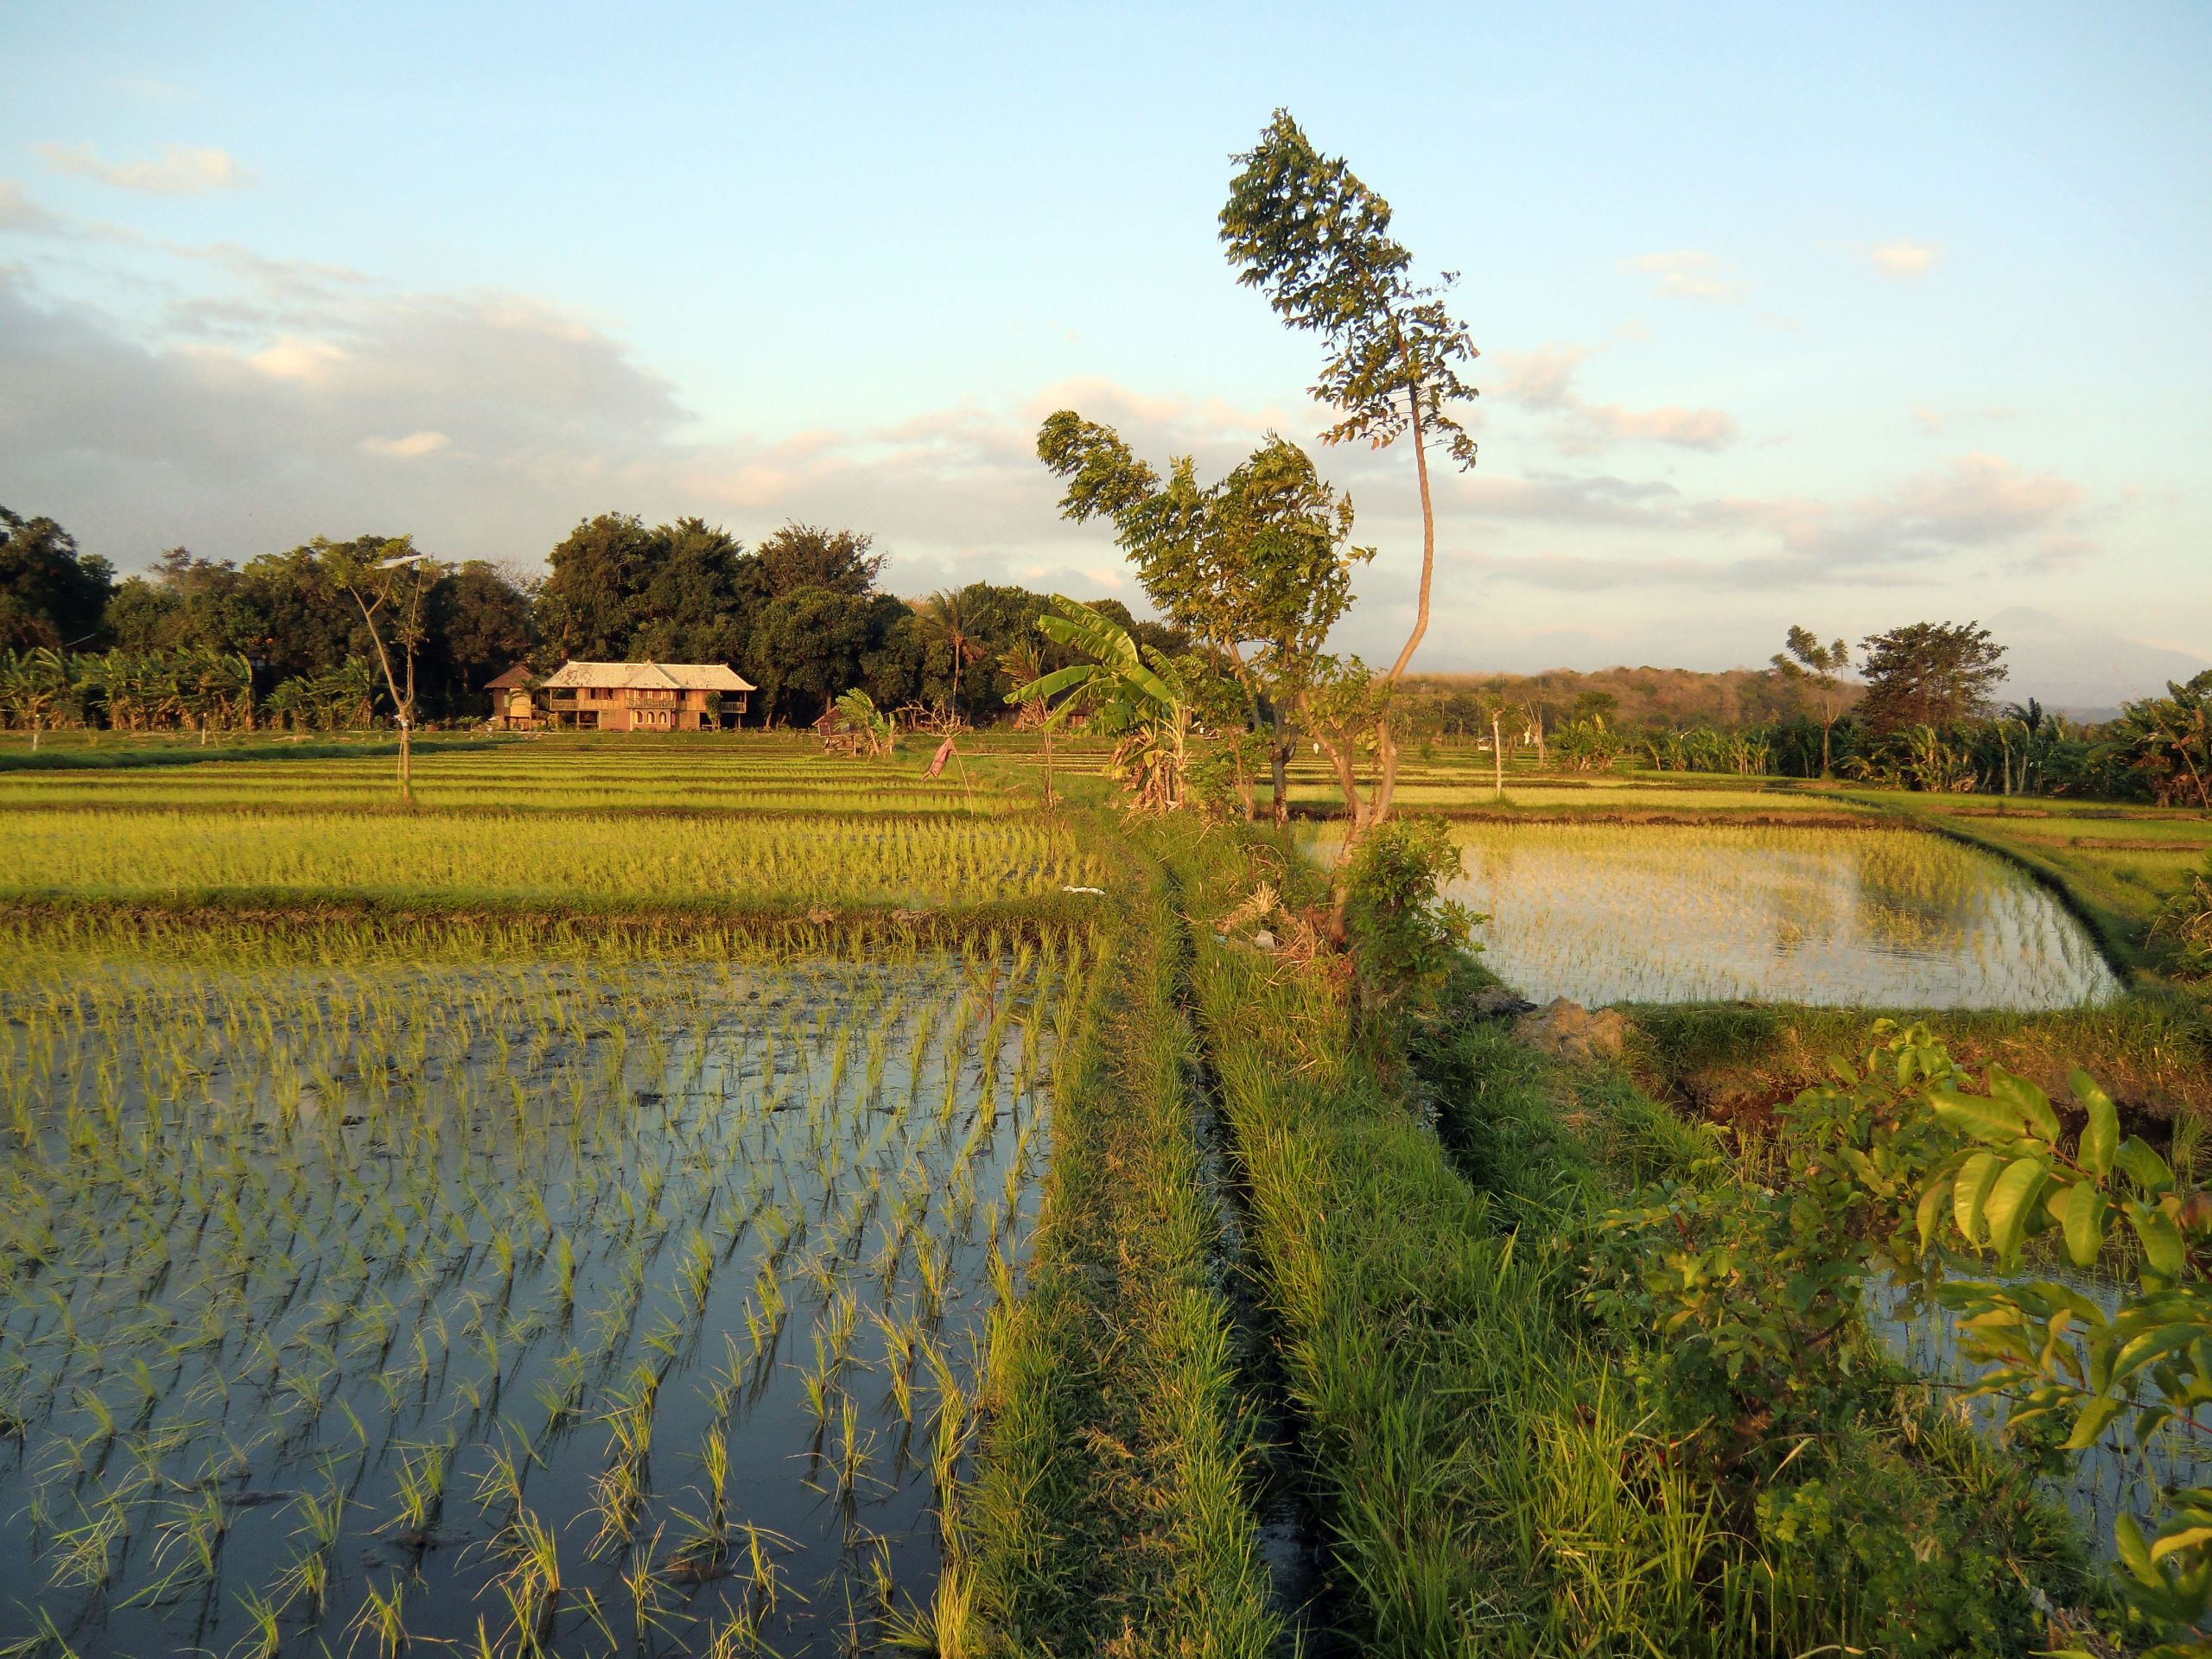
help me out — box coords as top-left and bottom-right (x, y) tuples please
(486, 664), (539, 729)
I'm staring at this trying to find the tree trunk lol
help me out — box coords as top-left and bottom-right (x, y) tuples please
(1490, 713), (1504, 799)
(1263, 694), (1290, 826)
(1372, 394), (1440, 830)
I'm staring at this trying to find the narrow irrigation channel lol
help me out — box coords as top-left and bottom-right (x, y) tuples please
(1165, 870), (1339, 1656)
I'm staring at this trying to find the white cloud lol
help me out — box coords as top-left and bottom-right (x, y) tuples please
(1867, 241), (1942, 280)
(1622, 250), (1747, 303)
(245, 337), (347, 380)
(0, 180), (68, 236)
(1491, 343), (1739, 454)
(37, 142), (251, 196)
(360, 430), (449, 459)
(1911, 404), (1947, 433)
(1874, 451), (2082, 547)
(0, 200), (2114, 672)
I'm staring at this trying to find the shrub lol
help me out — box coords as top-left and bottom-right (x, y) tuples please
(1343, 815), (1476, 1014)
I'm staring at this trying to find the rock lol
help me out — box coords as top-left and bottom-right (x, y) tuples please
(1513, 996), (1629, 1065)
(1253, 929), (1277, 950)
(1471, 987), (1537, 1017)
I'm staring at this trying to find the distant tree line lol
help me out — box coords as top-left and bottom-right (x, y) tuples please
(1398, 620), (2209, 805)
(5, 503), (2202, 805)
(0, 505), (1184, 734)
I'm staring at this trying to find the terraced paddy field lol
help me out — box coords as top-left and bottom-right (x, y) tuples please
(0, 741), (1121, 1657)
(3, 734), (2201, 1657)
(0, 742), (1012, 817)
(0, 809), (1090, 916)
(0, 942), (1080, 1657)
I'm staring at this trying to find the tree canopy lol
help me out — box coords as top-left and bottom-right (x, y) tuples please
(0, 507), (114, 652)
(1038, 409), (1370, 817)
(1857, 620), (2008, 734)
(1218, 109), (1480, 851)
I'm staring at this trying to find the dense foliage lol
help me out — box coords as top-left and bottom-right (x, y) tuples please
(0, 505), (1189, 734)
(1599, 1018), (2212, 1655)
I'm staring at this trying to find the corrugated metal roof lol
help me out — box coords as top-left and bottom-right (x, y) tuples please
(540, 660), (756, 692)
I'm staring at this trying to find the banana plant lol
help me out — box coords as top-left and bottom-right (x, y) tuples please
(1007, 596), (1189, 812)
(0, 647), (75, 750)
(831, 687), (895, 757)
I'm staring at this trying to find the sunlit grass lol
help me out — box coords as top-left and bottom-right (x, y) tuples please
(0, 806), (1095, 912)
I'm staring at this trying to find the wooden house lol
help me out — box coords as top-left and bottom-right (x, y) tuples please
(537, 661), (755, 731)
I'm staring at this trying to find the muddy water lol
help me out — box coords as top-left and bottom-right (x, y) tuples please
(1868, 1262), (2212, 1558)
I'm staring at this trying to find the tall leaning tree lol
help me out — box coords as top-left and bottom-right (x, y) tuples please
(1220, 109), (1480, 831)
(1037, 412), (1369, 824)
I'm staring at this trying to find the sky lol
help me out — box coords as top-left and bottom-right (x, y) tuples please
(2, 1), (2207, 703)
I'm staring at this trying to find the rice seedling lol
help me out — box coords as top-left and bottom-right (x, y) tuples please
(0, 779), (1091, 1656)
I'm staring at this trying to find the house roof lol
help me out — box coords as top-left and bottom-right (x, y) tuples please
(540, 660), (757, 692)
(486, 664), (535, 690)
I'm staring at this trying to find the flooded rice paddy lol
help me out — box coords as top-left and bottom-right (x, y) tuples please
(1430, 823), (2120, 1008)
(0, 941), (1084, 1656)
(1870, 1259), (2212, 1558)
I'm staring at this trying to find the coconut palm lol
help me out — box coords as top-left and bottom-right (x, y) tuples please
(914, 589), (990, 720)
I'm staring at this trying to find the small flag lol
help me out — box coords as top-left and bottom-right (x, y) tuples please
(928, 734), (957, 779)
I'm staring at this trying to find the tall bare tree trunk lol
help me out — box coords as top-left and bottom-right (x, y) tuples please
(1370, 396), (1437, 830)
(1490, 711), (1503, 799)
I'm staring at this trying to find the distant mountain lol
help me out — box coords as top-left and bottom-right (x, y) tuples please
(1983, 607), (2211, 718)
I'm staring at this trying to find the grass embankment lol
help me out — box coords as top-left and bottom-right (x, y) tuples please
(1627, 996), (2212, 1130)
(1167, 825), (2085, 1656)
(965, 818), (1281, 1656)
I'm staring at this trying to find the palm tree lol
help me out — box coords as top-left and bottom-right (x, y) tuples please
(1771, 626), (1853, 777)
(915, 589), (990, 720)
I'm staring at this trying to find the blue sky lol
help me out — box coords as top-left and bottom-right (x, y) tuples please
(3, 2), (2206, 701)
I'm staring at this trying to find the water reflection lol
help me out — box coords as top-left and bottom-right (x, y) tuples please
(1421, 824), (2120, 1009)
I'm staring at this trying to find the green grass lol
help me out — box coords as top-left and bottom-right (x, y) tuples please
(1624, 992), (2212, 1126)
(0, 804), (1093, 915)
(965, 815), (1281, 1656)
(1166, 823), (2086, 1656)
